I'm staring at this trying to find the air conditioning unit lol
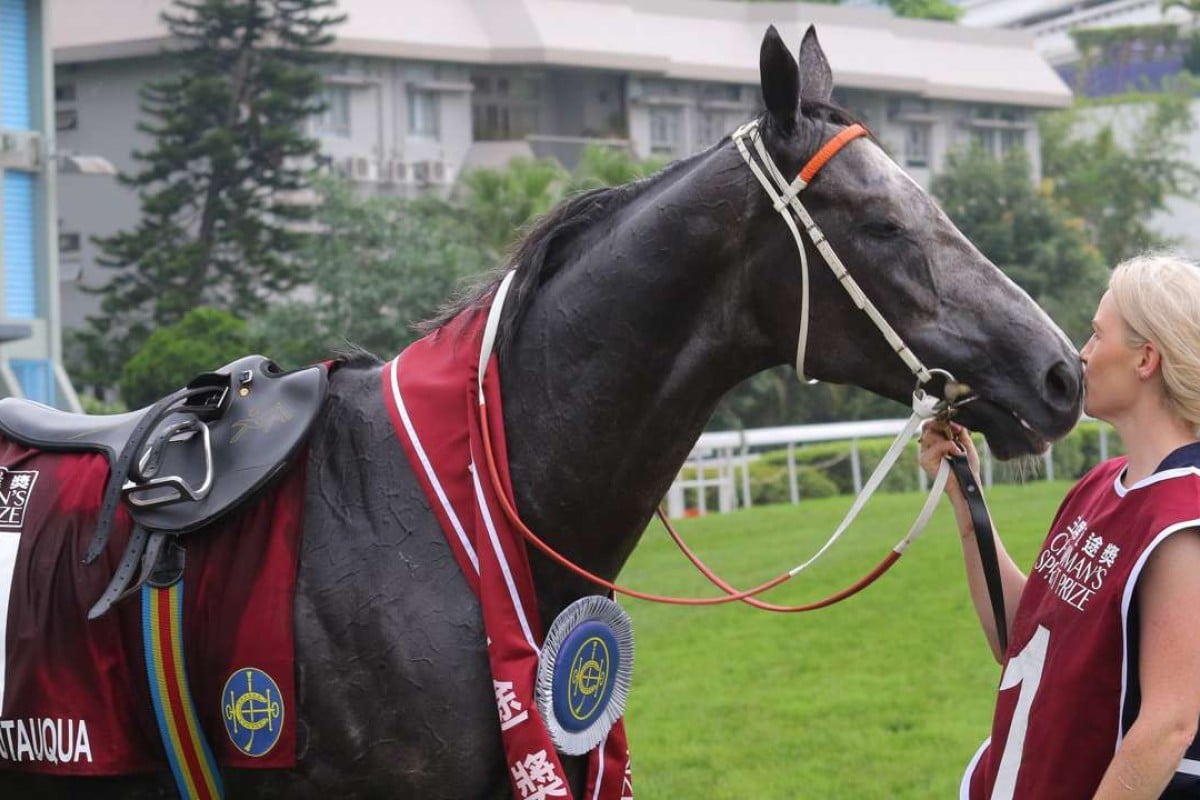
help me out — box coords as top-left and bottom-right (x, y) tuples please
(378, 159), (410, 185)
(333, 156), (355, 179)
(352, 156), (377, 182)
(392, 160), (411, 184)
(413, 160), (450, 185)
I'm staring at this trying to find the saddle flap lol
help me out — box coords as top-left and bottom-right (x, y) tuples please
(125, 357), (328, 534)
(0, 398), (148, 458)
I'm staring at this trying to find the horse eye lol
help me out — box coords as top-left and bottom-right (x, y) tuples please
(865, 219), (904, 238)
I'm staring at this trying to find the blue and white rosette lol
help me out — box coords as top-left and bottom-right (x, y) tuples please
(535, 595), (634, 756)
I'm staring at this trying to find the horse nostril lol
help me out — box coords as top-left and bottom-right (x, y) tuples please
(1044, 360), (1081, 408)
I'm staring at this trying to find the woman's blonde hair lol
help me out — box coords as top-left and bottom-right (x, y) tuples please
(1109, 252), (1200, 435)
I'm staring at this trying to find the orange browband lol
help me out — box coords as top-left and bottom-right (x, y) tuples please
(799, 123), (869, 184)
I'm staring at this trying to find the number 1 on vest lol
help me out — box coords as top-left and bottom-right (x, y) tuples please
(992, 625), (1051, 799)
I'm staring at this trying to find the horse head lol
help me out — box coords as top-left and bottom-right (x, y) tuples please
(746, 26), (1082, 458)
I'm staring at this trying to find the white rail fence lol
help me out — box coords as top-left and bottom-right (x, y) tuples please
(667, 418), (1112, 518)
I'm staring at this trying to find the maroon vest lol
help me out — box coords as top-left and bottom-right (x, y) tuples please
(964, 458), (1200, 799)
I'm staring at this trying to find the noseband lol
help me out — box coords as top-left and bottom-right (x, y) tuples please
(472, 121), (1006, 644)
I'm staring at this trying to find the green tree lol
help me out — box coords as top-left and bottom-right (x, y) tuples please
(459, 157), (568, 259)
(741, 0), (959, 19)
(1163, 0), (1200, 73)
(120, 307), (256, 407)
(709, 369), (905, 431)
(253, 179), (492, 366)
(74, 0), (344, 386)
(567, 144), (667, 193)
(886, 0), (961, 21)
(1039, 88), (1200, 265)
(933, 145), (1108, 344)
(457, 146), (668, 259)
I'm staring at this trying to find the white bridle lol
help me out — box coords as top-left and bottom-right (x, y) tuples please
(729, 117), (970, 569)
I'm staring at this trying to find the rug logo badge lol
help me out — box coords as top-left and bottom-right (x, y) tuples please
(222, 667), (283, 757)
(0, 468), (38, 529)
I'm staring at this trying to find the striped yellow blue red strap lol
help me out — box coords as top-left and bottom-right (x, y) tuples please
(142, 582), (224, 800)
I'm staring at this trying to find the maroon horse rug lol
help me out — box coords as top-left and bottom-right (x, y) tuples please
(0, 440), (305, 787)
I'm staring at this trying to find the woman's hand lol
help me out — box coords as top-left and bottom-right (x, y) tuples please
(918, 421), (981, 503)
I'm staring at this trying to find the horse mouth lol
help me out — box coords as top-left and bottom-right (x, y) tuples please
(954, 396), (1050, 460)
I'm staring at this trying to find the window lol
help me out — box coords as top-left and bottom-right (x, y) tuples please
(470, 70), (542, 140)
(55, 108), (77, 131)
(888, 97), (931, 120)
(904, 123), (931, 168)
(972, 128), (996, 154)
(55, 83), (76, 103)
(698, 110), (742, 147)
(703, 83), (742, 102)
(643, 80), (681, 98)
(58, 232), (81, 254)
(315, 86), (350, 137)
(408, 89), (439, 138)
(10, 360), (55, 407)
(974, 104), (1025, 123)
(650, 107), (683, 154)
(1001, 128), (1026, 155)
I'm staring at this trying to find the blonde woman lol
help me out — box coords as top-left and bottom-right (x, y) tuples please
(920, 254), (1200, 799)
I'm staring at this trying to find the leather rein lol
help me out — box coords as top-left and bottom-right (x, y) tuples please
(473, 119), (1008, 644)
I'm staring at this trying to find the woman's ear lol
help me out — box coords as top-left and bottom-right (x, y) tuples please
(1137, 342), (1162, 381)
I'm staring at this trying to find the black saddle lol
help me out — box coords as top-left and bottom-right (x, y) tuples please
(0, 355), (329, 617)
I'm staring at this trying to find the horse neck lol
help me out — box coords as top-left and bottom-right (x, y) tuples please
(499, 145), (781, 617)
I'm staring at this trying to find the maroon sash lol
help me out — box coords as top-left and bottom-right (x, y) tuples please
(383, 308), (633, 800)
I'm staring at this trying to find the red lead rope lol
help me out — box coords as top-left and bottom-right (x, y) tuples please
(656, 506), (903, 612)
(478, 399), (905, 611)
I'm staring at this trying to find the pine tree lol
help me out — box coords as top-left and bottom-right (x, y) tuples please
(77, 0), (344, 385)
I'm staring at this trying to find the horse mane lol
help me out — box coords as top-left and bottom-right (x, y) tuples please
(415, 97), (869, 353)
(414, 154), (703, 355)
(802, 97), (866, 130)
(332, 344), (384, 368)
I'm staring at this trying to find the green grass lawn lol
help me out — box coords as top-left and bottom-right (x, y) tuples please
(619, 480), (1071, 799)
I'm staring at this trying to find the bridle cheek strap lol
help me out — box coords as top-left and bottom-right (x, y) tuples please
(732, 120), (931, 387)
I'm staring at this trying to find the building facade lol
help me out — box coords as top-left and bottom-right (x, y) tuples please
(960, 0), (1192, 64)
(50, 0), (1071, 333)
(960, 0), (1200, 255)
(1, 0), (79, 409)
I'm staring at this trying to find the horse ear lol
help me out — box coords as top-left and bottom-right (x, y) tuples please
(798, 25), (834, 106)
(760, 25), (800, 133)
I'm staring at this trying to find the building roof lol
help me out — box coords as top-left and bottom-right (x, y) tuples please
(50, 0), (1072, 107)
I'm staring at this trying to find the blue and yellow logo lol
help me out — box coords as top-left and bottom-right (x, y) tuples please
(551, 621), (619, 733)
(221, 667), (284, 757)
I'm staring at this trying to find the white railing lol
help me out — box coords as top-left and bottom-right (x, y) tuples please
(667, 418), (1111, 517)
